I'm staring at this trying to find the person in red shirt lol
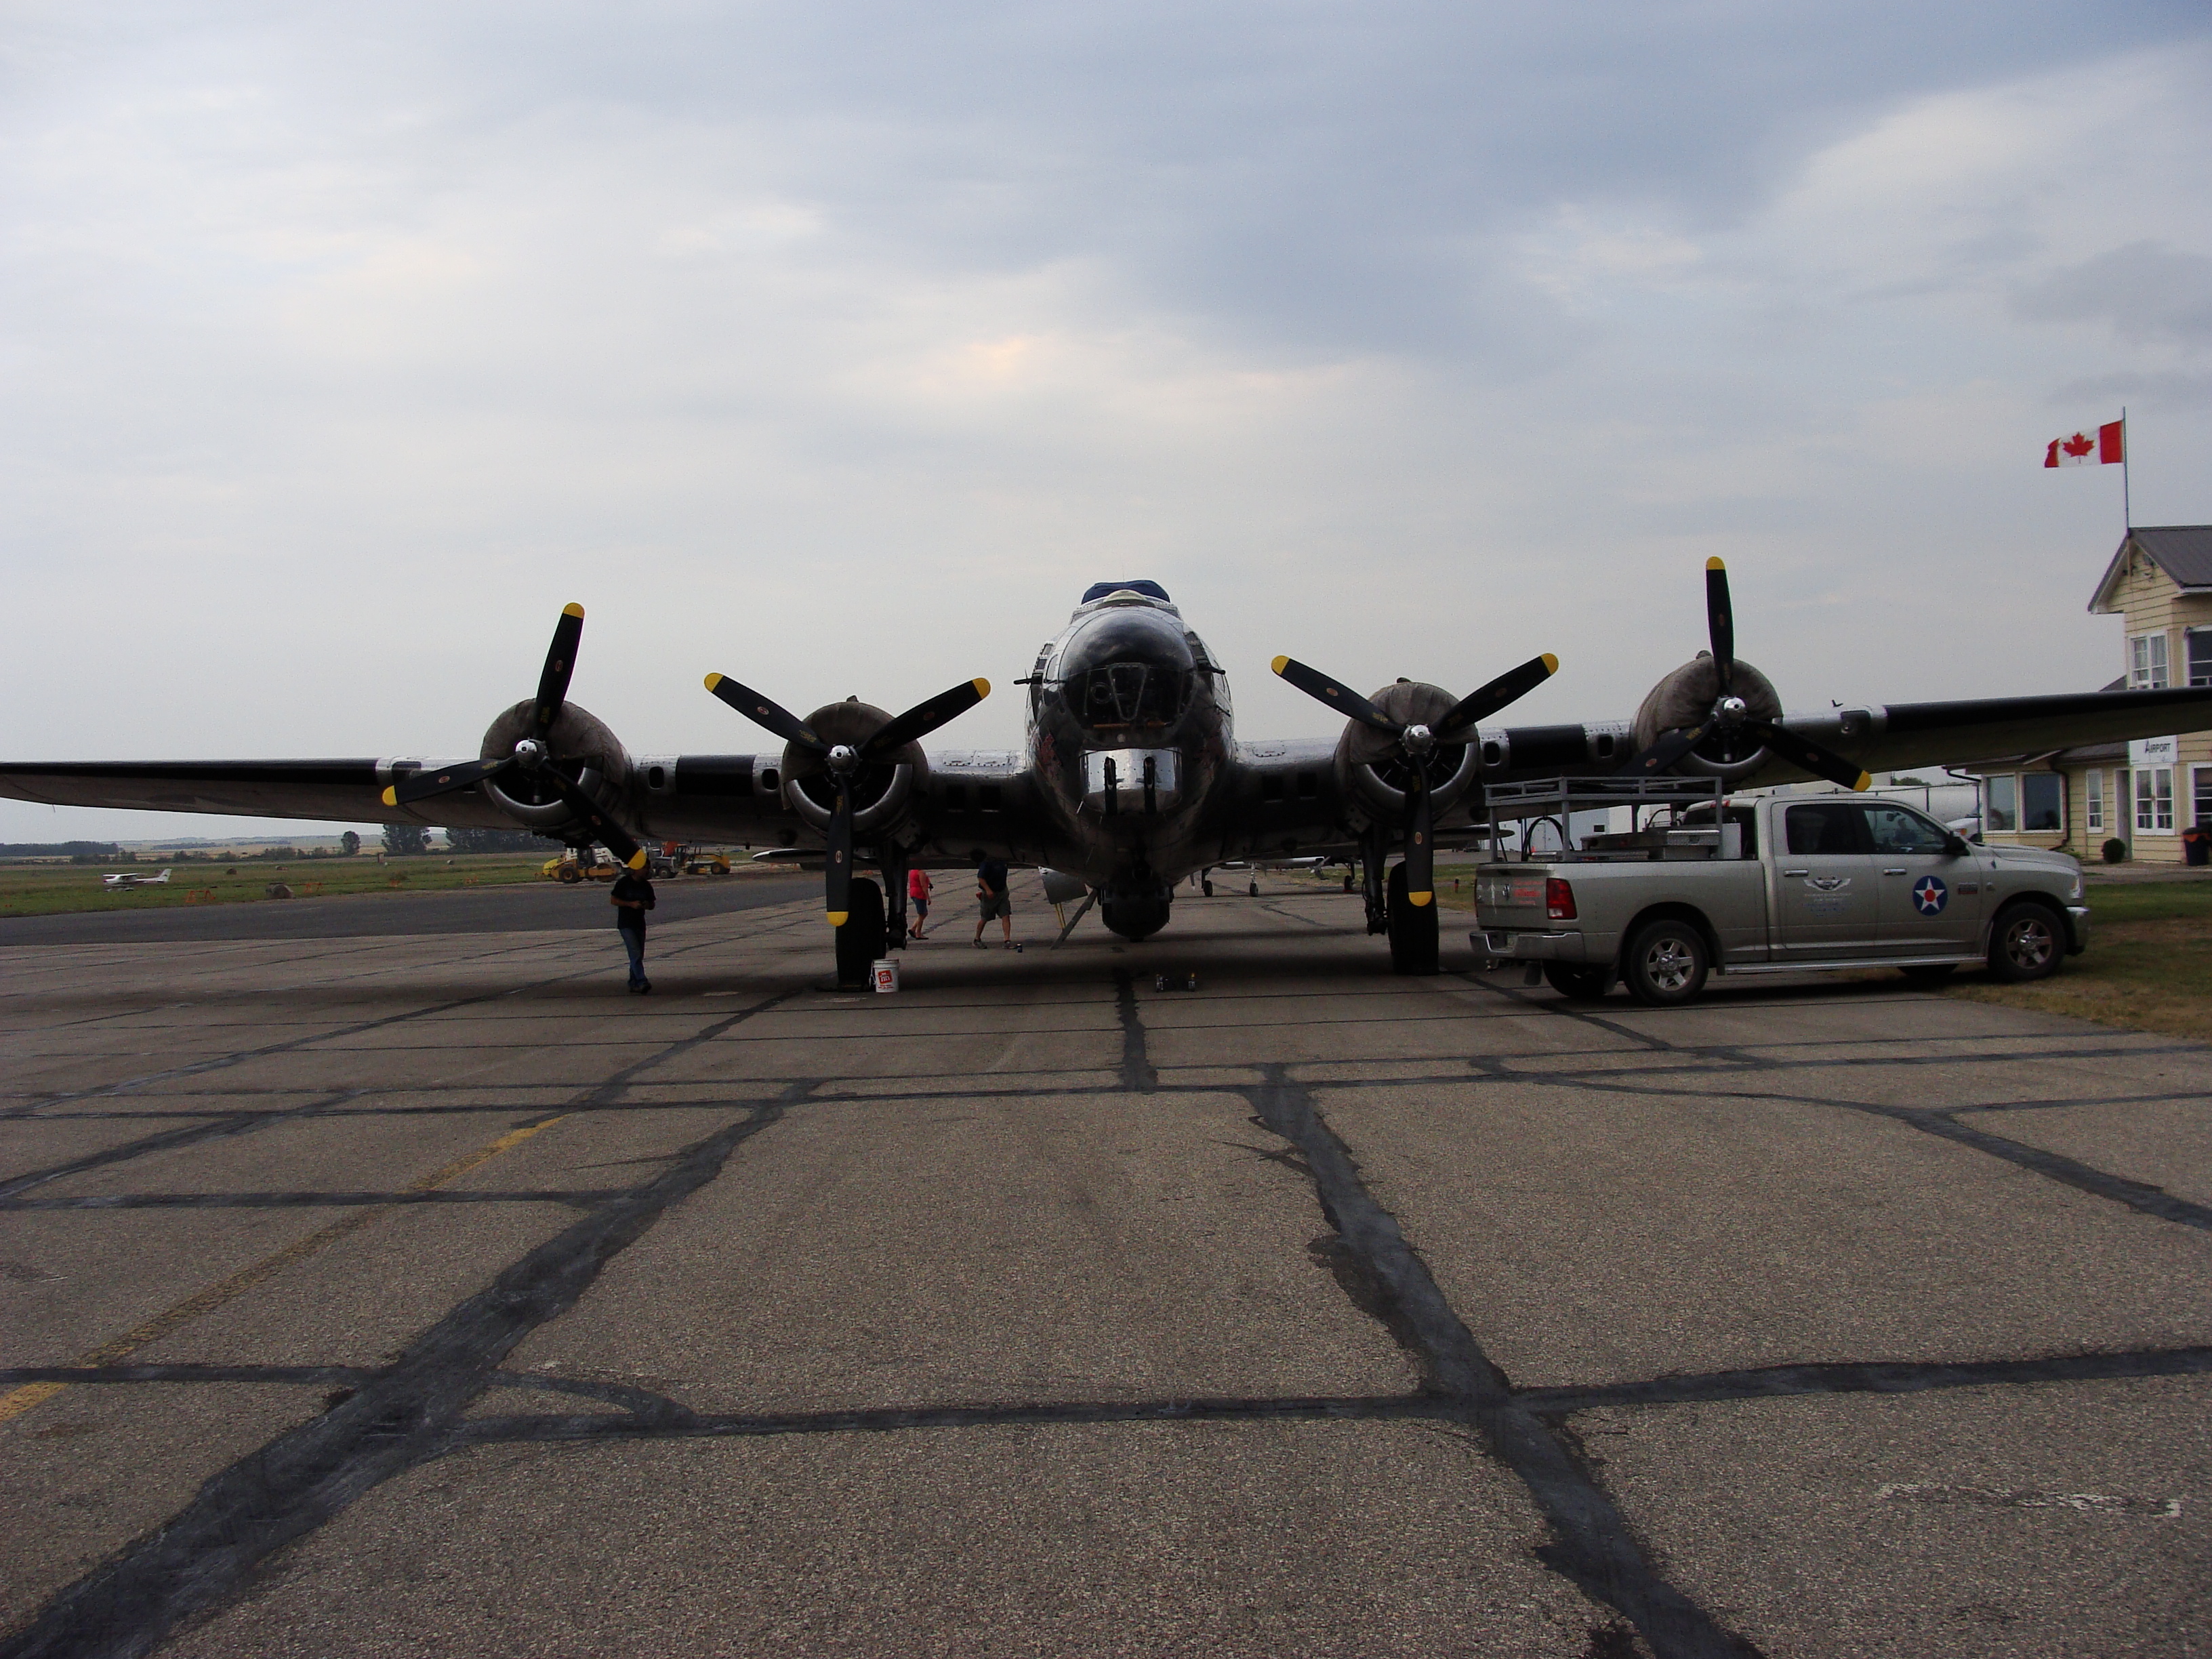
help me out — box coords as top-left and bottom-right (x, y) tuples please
(907, 867), (934, 941)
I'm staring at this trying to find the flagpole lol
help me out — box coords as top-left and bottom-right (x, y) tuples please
(2122, 405), (2131, 531)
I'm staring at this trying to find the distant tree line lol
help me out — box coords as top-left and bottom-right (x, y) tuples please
(442, 827), (548, 854)
(3, 841), (119, 859)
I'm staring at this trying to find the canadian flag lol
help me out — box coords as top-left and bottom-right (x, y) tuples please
(2045, 419), (2124, 467)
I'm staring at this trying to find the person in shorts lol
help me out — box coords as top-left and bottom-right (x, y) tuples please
(972, 853), (1014, 948)
(907, 866), (933, 941)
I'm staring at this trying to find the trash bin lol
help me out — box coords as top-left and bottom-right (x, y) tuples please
(2184, 827), (2210, 867)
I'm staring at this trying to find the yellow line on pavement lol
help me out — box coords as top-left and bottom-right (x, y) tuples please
(0, 1115), (570, 1426)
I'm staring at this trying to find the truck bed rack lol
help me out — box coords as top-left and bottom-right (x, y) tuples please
(1481, 775), (1732, 863)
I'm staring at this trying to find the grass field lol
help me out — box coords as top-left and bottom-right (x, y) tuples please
(1948, 878), (2212, 1043)
(0, 853), (554, 918)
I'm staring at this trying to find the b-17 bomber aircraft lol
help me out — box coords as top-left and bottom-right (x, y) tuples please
(5, 564), (2211, 981)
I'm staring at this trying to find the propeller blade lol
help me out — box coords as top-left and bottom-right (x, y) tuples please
(1616, 724), (1708, 778)
(1743, 721), (1870, 792)
(1705, 558), (1734, 698)
(382, 756), (511, 808)
(1402, 771), (1434, 908)
(1436, 653), (1559, 739)
(1270, 657), (1401, 733)
(861, 678), (991, 760)
(544, 771), (648, 869)
(533, 605), (586, 740)
(823, 783), (853, 927)
(703, 674), (825, 753)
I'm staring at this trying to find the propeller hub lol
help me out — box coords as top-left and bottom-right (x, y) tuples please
(512, 739), (547, 771)
(826, 743), (860, 775)
(1401, 723), (1436, 756)
(1714, 696), (1748, 724)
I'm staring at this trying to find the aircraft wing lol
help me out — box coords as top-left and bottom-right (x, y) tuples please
(1753, 685), (2212, 785)
(0, 760), (501, 828)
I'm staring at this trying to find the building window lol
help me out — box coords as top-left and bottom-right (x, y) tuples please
(1985, 775), (2018, 832)
(2135, 766), (2175, 832)
(2130, 632), (2171, 690)
(2191, 630), (2212, 687)
(2086, 769), (2104, 830)
(2196, 766), (2212, 830)
(2021, 774), (2063, 832)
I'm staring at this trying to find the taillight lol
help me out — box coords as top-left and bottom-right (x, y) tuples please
(1545, 878), (1576, 920)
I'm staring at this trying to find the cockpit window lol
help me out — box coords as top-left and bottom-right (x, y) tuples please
(1078, 663), (1189, 728)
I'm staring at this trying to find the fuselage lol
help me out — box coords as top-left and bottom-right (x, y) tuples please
(1022, 583), (1240, 933)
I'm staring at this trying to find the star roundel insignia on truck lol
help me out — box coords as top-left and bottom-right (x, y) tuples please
(1912, 876), (1948, 916)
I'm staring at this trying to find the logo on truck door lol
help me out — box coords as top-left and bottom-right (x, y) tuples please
(1912, 876), (1948, 916)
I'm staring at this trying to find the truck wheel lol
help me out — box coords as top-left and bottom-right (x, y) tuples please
(558, 867), (581, 885)
(1542, 964), (1610, 1000)
(1386, 863), (1440, 976)
(1898, 964), (1956, 987)
(1622, 919), (1708, 1006)
(1988, 903), (2062, 983)
(834, 878), (887, 989)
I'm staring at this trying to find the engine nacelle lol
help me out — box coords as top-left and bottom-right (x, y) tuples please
(1632, 655), (1785, 781)
(781, 699), (924, 836)
(1332, 680), (1481, 824)
(476, 701), (633, 834)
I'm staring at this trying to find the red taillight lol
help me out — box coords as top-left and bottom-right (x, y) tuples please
(1545, 878), (1577, 920)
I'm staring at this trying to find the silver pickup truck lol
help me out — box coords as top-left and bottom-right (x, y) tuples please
(1475, 793), (2087, 1006)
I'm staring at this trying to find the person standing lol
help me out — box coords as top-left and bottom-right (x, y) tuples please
(907, 866), (934, 941)
(610, 863), (656, 992)
(972, 852), (1014, 948)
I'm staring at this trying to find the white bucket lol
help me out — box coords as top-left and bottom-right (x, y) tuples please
(872, 958), (900, 993)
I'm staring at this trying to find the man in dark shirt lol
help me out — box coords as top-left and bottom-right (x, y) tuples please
(972, 853), (1014, 948)
(610, 865), (656, 992)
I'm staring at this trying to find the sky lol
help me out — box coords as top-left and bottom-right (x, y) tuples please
(3, 1), (2209, 841)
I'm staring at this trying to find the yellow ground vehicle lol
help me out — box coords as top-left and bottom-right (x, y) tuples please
(542, 848), (621, 884)
(684, 850), (732, 875)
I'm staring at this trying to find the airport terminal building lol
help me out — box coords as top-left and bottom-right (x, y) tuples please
(1969, 526), (2212, 864)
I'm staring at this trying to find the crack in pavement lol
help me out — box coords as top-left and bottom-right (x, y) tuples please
(1237, 1061), (1761, 1658)
(1, 1189), (624, 1211)
(0, 991), (808, 1659)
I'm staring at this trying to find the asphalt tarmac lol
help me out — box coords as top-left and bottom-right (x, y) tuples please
(1, 873), (2207, 1656)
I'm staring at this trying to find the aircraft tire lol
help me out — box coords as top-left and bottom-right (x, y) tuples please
(1202, 880), (1214, 897)
(835, 878), (888, 988)
(1385, 863), (1439, 976)
(1248, 881), (1258, 897)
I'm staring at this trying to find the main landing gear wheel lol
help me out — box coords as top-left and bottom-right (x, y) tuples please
(1988, 902), (2063, 984)
(1202, 879), (1214, 897)
(1542, 964), (1610, 1000)
(1622, 918), (1708, 1006)
(834, 878), (887, 989)
(1248, 880), (1258, 897)
(1385, 862), (1439, 976)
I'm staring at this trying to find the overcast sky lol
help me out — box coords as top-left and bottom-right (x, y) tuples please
(3, 2), (2209, 841)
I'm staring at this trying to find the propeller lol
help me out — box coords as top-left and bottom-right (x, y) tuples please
(705, 674), (990, 927)
(1271, 651), (1559, 908)
(1618, 558), (1869, 791)
(380, 604), (648, 869)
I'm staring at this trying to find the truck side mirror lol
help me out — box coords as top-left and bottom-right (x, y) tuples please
(1944, 834), (1970, 857)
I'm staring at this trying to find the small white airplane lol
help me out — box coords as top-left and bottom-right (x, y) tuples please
(100, 868), (171, 889)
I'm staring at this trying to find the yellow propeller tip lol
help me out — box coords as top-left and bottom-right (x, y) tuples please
(973, 678), (991, 697)
(703, 672), (722, 691)
(826, 911), (848, 928)
(1540, 653), (1559, 674)
(1851, 773), (1872, 792)
(380, 786), (397, 807)
(1270, 655), (1290, 675)
(1408, 891), (1434, 907)
(626, 851), (648, 869)
(562, 602), (585, 618)
(1705, 556), (1726, 572)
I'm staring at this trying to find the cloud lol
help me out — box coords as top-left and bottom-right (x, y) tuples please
(2015, 242), (2212, 346)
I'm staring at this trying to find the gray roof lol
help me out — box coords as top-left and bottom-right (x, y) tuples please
(2090, 525), (2212, 612)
